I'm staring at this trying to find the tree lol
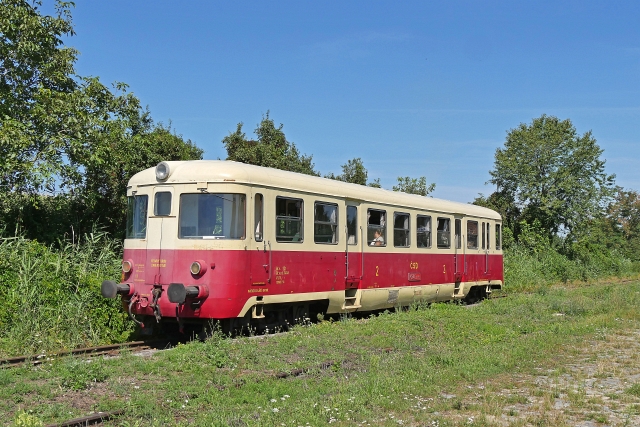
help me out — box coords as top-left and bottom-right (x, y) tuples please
(223, 112), (318, 176)
(488, 115), (615, 239)
(393, 176), (435, 196)
(0, 0), (79, 195)
(0, 1), (203, 241)
(325, 157), (369, 185)
(367, 178), (382, 188)
(602, 188), (640, 261)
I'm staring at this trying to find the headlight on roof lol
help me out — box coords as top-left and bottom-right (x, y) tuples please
(156, 162), (170, 181)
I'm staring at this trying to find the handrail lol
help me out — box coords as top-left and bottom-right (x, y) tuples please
(360, 226), (364, 280)
(344, 225), (348, 279)
(454, 234), (458, 274)
(268, 241), (272, 283)
(463, 234), (467, 275)
(485, 247), (489, 274)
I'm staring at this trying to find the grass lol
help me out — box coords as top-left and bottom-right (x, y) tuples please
(2, 280), (640, 426)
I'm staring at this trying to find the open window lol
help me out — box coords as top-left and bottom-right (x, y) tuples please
(276, 197), (303, 242)
(367, 209), (386, 247)
(314, 202), (338, 244)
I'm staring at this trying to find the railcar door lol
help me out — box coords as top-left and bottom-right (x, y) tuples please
(344, 202), (362, 309)
(454, 217), (463, 282)
(484, 222), (491, 276)
(145, 188), (175, 287)
(345, 203), (362, 285)
(249, 192), (270, 287)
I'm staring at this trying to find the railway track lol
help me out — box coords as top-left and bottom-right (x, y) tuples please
(0, 339), (179, 368)
(43, 410), (124, 427)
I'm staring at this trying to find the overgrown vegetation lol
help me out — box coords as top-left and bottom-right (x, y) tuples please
(0, 230), (131, 357)
(502, 220), (639, 291)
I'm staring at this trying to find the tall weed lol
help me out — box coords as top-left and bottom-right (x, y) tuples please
(0, 230), (133, 357)
(505, 242), (637, 291)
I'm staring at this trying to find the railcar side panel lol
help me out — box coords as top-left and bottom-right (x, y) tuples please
(105, 160), (505, 329)
(121, 246), (503, 319)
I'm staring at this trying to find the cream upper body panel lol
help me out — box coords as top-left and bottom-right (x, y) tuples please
(128, 160), (501, 221)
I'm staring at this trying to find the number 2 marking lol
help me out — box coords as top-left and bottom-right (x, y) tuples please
(376, 265), (379, 276)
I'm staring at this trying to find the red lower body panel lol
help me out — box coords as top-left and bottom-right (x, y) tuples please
(120, 248), (503, 320)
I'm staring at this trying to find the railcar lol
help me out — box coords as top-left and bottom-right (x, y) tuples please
(101, 160), (503, 333)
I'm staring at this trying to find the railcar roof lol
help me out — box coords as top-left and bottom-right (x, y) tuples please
(129, 160), (501, 220)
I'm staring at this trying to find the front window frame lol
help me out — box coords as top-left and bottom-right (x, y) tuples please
(178, 193), (246, 240)
(126, 195), (148, 239)
(154, 191), (172, 216)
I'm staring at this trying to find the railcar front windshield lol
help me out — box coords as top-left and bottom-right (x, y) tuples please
(179, 193), (246, 239)
(126, 195), (148, 239)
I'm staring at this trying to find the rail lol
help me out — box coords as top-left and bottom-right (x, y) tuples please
(44, 410), (125, 427)
(0, 339), (178, 368)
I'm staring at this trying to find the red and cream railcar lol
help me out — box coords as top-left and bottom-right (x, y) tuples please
(101, 160), (503, 332)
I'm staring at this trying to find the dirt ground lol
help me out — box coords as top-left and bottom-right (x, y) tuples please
(437, 323), (640, 426)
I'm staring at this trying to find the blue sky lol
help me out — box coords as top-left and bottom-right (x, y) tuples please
(60, 1), (639, 202)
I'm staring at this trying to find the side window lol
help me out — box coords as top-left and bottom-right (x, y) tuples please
(126, 195), (148, 239)
(416, 215), (431, 248)
(347, 206), (357, 245)
(455, 219), (462, 249)
(254, 193), (263, 242)
(482, 221), (486, 249)
(393, 212), (410, 247)
(496, 224), (502, 250)
(276, 197), (303, 242)
(467, 221), (478, 249)
(367, 209), (386, 247)
(154, 192), (172, 216)
(437, 217), (450, 249)
(314, 202), (338, 244)
(486, 223), (491, 250)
